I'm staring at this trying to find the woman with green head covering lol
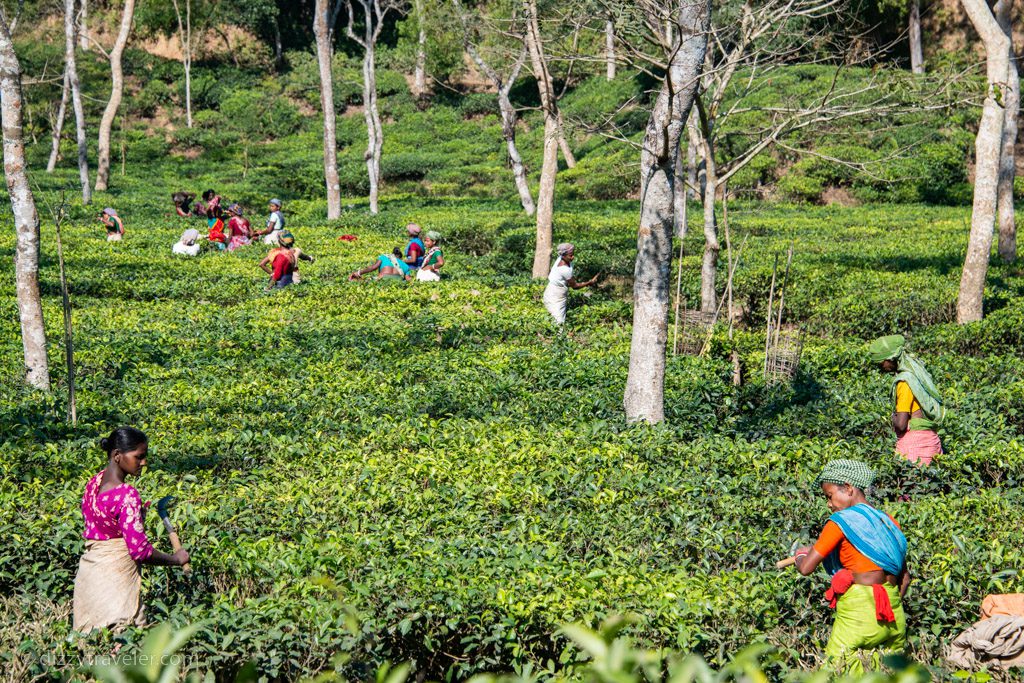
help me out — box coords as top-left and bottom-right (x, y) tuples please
(789, 459), (911, 674)
(868, 335), (944, 465)
(416, 231), (445, 282)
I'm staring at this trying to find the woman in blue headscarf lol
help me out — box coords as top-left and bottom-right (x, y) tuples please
(792, 459), (910, 674)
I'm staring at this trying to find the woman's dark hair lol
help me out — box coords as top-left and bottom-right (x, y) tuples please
(100, 427), (148, 455)
(202, 189), (216, 201)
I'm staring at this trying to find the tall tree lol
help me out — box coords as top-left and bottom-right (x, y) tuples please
(412, 0), (427, 96)
(79, 0), (89, 50)
(523, 0), (579, 277)
(623, 0), (711, 424)
(171, 0), (194, 128)
(96, 0), (137, 192)
(345, 0), (406, 214)
(908, 0), (923, 74)
(452, 0), (535, 215)
(958, 0), (1010, 321)
(0, 8), (51, 390)
(64, 0), (91, 204)
(314, 0), (342, 219)
(605, 16), (615, 80)
(46, 67), (70, 173)
(995, 0), (1017, 262)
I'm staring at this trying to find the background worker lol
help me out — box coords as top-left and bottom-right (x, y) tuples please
(869, 334), (945, 465)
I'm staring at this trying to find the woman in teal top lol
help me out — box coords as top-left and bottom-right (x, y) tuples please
(349, 251), (412, 281)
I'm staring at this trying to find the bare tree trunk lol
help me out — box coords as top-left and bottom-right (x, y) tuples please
(525, 0), (560, 277)
(363, 41), (383, 214)
(413, 0), (426, 96)
(673, 139), (686, 235)
(64, 0), (91, 204)
(532, 116), (558, 276)
(0, 12), (51, 390)
(996, 0), (1018, 262)
(172, 0), (193, 128)
(79, 0), (88, 50)
(96, 0), (136, 192)
(47, 67), (70, 173)
(314, 0), (342, 219)
(557, 109), (576, 168)
(500, 83), (535, 216)
(624, 0), (710, 424)
(687, 110), (702, 199)
(605, 18), (615, 80)
(909, 0), (923, 74)
(273, 15), (284, 70)
(698, 112), (719, 313)
(958, 0), (1010, 322)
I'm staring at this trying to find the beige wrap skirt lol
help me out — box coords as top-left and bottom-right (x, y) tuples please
(73, 538), (145, 633)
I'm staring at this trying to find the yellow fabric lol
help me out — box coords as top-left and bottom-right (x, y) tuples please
(73, 538), (145, 633)
(825, 583), (906, 675)
(894, 381), (921, 414)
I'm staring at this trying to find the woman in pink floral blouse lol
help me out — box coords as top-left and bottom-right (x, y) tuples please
(73, 427), (189, 633)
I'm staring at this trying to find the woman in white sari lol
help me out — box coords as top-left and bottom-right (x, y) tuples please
(542, 242), (599, 325)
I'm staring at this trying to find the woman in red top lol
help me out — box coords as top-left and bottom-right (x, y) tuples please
(259, 231), (296, 289)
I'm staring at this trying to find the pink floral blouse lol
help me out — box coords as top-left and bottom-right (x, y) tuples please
(81, 470), (154, 562)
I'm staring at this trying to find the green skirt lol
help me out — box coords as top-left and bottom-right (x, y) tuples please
(825, 583), (906, 674)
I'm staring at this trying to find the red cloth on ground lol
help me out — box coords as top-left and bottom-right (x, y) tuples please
(337, 234), (358, 242)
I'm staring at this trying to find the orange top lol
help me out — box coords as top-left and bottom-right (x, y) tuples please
(812, 515), (901, 573)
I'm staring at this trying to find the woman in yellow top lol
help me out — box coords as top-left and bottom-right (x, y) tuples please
(869, 335), (944, 465)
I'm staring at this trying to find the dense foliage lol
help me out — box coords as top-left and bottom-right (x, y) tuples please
(2, 141), (1024, 680)
(2, 9), (1022, 683)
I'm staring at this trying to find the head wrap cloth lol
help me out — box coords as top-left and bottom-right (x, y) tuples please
(181, 229), (200, 245)
(426, 230), (441, 241)
(278, 231), (295, 248)
(815, 459), (875, 490)
(868, 334), (945, 425)
(556, 243), (574, 256)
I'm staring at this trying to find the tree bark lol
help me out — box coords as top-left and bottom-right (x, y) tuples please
(364, 46), (382, 214)
(957, 0), (1010, 322)
(557, 109), (576, 168)
(171, 0), (193, 128)
(79, 0), (89, 50)
(64, 0), (91, 204)
(909, 0), (923, 74)
(413, 0), (426, 96)
(95, 0), (136, 192)
(500, 73), (535, 216)
(0, 12), (51, 390)
(673, 139), (686, 237)
(996, 0), (1018, 262)
(524, 0), (560, 277)
(47, 67), (70, 173)
(532, 115), (558, 276)
(623, 0), (710, 424)
(605, 18), (615, 80)
(314, 0), (342, 219)
(273, 15), (284, 70)
(700, 167), (719, 312)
